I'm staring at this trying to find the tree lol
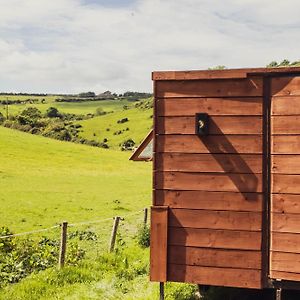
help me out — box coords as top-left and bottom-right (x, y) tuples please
(17, 107), (42, 125)
(46, 107), (60, 118)
(78, 92), (95, 98)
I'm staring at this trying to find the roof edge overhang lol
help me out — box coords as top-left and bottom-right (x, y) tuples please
(129, 130), (153, 161)
(152, 66), (300, 81)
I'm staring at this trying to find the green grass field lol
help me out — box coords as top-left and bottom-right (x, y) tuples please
(78, 106), (153, 150)
(0, 99), (198, 300)
(0, 96), (132, 116)
(0, 126), (151, 232)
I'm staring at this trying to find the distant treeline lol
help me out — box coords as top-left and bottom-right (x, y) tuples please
(0, 99), (41, 105)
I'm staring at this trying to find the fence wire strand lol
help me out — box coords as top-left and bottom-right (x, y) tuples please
(0, 209), (145, 239)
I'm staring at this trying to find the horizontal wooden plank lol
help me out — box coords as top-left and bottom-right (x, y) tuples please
(273, 174), (300, 194)
(150, 206), (168, 282)
(272, 212), (300, 233)
(271, 270), (300, 282)
(168, 264), (261, 289)
(271, 76), (300, 97)
(156, 135), (263, 154)
(157, 116), (262, 135)
(152, 67), (300, 81)
(156, 172), (262, 193)
(156, 78), (263, 98)
(271, 232), (300, 253)
(272, 116), (300, 134)
(271, 251), (300, 274)
(272, 96), (300, 115)
(169, 208), (261, 231)
(272, 135), (300, 154)
(272, 194), (300, 214)
(156, 97), (262, 116)
(272, 155), (300, 174)
(169, 227), (261, 250)
(152, 69), (249, 80)
(156, 153), (262, 173)
(155, 190), (263, 212)
(168, 246), (261, 269)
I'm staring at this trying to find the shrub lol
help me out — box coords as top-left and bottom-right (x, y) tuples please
(17, 107), (42, 126)
(117, 118), (129, 124)
(136, 224), (150, 248)
(45, 107), (61, 118)
(120, 139), (135, 151)
(0, 112), (4, 124)
(0, 227), (85, 287)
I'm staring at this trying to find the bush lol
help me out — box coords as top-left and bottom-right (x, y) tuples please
(45, 107), (61, 118)
(120, 139), (135, 151)
(95, 107), (107, 116)
(136, 224), (150, 248)
(117, 118), (129, 124)
(0, 227), (85, 287)
(17, 107), (42, 126)
(0, 112), (4, 124)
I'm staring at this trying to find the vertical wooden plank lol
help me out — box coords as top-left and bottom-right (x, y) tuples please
(150, 206), (168, 282)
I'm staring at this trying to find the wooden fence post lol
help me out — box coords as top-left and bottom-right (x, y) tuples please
(143, 208), (148, 226)
(58, 221), (68, 269)
(109, 216), (120, 252)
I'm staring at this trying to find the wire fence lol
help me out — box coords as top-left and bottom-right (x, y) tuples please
(0, 208), (149, 270)
(0, 209), (146, 240)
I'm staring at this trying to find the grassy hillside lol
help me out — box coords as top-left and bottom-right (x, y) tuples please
(1, 96), (132, 116)
(0, 126), (151, 232)
(78, 105), (153, 150)
(0, 126), (198, 300)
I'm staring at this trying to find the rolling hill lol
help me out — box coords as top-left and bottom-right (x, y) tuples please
(0, 126), (151, 232)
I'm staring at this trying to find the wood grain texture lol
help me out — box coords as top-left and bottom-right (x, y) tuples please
(271, 251), (300, 274)
(271, 271), (300, 281)
(168, 246), (261, 269)
(271, 76), (300, 97)
(168, 264), (261, 289)
(272, 116), (300, 134)
(156, 135), (263, 154)
(156, 153), (262, 173)
(155, 171), (262, 193)
(157, 116), (262, 135)
(271, 194), (300, 214)
(272, 212), (300, 233)
(156, 97), (262, 116)
(272, 135), (300, 154)
(152, 69), (249, 80)
(272, 155), (300, 174)
(271, 232), (300, 253)
(273, 174), (300, 194)
(150, 206), (168, 282)
(169, 208), (261, 231)
(155, 190), (262, 212)
(169, 227), (261, 250)
(152, 67), (300, 81)
(272, 96), (300, 115)
(156, 78), (263, 98)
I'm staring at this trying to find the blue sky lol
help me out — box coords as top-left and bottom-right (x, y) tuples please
(0, 0), (299, 93)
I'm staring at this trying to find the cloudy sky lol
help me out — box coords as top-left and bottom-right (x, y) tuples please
(0, 0), (299, 94)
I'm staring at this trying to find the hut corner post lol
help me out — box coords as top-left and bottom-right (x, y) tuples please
(150, 206), (168, 299)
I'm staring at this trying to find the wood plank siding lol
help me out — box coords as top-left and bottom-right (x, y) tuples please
(150, 68), (300, 289)
(270, 76), (300, 282)
(152, 76), (264, 289)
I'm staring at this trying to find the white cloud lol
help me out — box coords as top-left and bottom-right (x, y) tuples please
(0, 0), (299, 93)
